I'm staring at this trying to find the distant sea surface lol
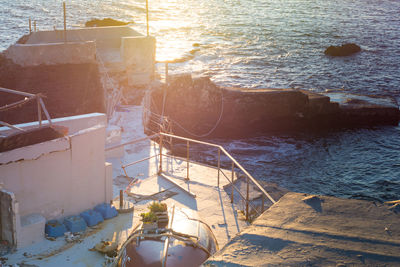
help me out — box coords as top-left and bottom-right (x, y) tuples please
(1, 0), (399, 202)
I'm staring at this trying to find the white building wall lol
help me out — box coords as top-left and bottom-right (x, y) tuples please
(0, 113), (113, 248)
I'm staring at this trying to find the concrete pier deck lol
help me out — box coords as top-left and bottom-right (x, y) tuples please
(3, 106), (249, 266)
(205, 192), (400, 266)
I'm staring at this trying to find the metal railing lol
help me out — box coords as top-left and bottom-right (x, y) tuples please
(113, 132), (276, 221)
(0, 87), (52, 131)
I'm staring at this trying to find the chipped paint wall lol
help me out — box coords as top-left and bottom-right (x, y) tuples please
(0, 113), (112, 220)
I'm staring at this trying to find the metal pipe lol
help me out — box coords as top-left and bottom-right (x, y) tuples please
(122, 154), (158, 169)
(120, 190), (124, 208)
(231, 162), (234, 203)
(105, 133), (158, 151)
(261, 194), (265, 213)
(165, 62), (168, 84)
(159, 134), (163, 173)
(186, 140), (189, 180)
(39, 98), (52, 125)
(217, 148), (220, 187)
(161, 133), (276, 204)
(146, 0), (149, 36)
(63, 2), (67, 42)
(37, 98), (42, 127)
(0, 97), (34, 112)
(0, 87), (35, 97)
(246, 176), (249, 221)
(0, 121), (26, 132)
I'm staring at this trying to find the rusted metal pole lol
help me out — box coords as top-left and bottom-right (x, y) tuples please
(29, 19), (32, 34)
(63, 2), (67, 42)
(159, 134), (163, 173)
(261, 194), (265, 213)
(34, 21), (36, 32)
(165, 62), (169, 84)
(231, 162), (234, 203)
(146, 0), (149, 36)
(37, 97), (42, 127)
(186, 140), (190, 180)
(217, 148), (220, 187)
(120, 190), (123, 208)
(246, 176), (249, 221)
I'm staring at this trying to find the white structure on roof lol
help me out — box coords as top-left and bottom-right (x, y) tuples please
(0, 113), (113, 248)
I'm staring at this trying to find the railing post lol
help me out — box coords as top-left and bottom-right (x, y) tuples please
(246, 176), (249, 221)
(186, 140), (189, 180)
(120, 190), (124, 208)
(231, 162), (234, 203)
(29, 19), (32, 34)
(159, 134), (163, 174)
(37, 97), (42, 127)
(165, 62), (169, 84)
(217, 148), (220, 187)
(261, 194), (265, 213)
(63, 2), (67, 42)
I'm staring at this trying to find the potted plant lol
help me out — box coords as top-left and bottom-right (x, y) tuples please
(140, 211), (158, 230)
(148, 202), (168, 227)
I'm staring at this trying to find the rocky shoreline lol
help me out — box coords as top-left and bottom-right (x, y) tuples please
(144, 74), (400, 139)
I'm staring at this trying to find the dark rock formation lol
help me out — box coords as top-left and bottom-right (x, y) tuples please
(85, 18), (131, 27)
(144, 75), (400, 139)
(0, 53), (105, 125)
(324, 43), (361, 57)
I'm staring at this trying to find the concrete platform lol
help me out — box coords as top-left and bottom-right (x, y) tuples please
(127, 155), (246, 247)
(205, 192), (400, 266)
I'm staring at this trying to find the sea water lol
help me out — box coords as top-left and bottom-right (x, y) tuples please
(1, 0), (399, 202)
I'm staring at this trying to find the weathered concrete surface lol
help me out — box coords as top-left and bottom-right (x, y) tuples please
(204, 192), (400, 266)
(145, 75), (400, 138)
(4, 41), (96, 67)
(0, 54), (105, 125)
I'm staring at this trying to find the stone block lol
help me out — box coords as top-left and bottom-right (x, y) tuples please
(80, 210), (104, 227)
(45, 220), (67, 238)
(63, 215), (87, 233)
(94, 203), (118, 219)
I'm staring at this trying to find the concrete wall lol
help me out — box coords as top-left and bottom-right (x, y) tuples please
(121, 36), (156, 85)
(26, 26), (141, 49)
(0, 190), (16, 247)
(0, 113), (106, 137)
(5, 41), (96, 67)
(0, 113), (113, 247)
(0, 124), (111, 219)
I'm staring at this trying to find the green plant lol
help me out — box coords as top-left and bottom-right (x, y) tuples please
(148, 202), (167, 213)
(140, 212), (158, 223)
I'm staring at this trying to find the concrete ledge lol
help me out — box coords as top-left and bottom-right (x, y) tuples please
(5, 41), (96, 67)
(206, 192), (400, 266)
(17, 214), (45, 248)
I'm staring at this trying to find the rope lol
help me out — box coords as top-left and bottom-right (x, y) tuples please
(168, 88), (225, 138)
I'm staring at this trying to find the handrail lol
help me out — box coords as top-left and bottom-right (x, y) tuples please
(0, 87), (52, 129)
(117, 131), (276, 221)
(160, 132), (276, 205)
